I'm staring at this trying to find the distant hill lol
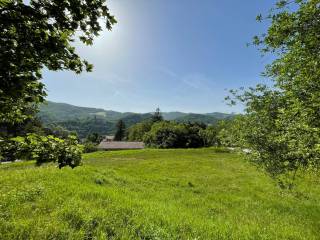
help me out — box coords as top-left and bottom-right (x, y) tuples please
(162, 112), (188, 120)
(38, 101), (131, 123)
(55, 118), (116, 139)
(205, 112), (235, 120)
(174, 113), (219, 125)
(121, 113), (153, 127)
(38, 101), (235, 138)
(162, 112), (235, 122)
(38, 102), (147, 138)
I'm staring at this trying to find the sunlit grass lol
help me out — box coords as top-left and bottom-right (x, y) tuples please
(0, 148), (319, 239)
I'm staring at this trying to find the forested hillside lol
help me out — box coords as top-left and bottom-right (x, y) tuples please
(175, 113), (220, 125)
(38, 101), (234, 138)
(38, 101), (132, 123)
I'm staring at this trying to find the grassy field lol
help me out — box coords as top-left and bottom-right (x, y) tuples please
(0, 148), (319, 239)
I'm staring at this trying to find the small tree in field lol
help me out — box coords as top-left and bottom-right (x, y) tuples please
(114, 120), (126, 141)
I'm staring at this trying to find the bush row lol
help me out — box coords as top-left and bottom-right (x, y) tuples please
(0, 134), (83, 168)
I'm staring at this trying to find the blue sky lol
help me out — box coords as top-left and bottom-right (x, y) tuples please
(43, 0), (276, 113)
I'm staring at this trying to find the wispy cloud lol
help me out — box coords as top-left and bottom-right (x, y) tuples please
(158, 66), (216, 92)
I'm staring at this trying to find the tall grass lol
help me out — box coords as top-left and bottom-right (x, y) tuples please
(0, 148), (319, 239)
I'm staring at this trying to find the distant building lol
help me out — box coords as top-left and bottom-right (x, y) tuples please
(98, 141), (145, 150)
(103, 136), (115, 142)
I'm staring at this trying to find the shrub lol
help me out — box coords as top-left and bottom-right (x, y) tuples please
(217, 117), (245, 148)
(184, 122), (206, 148)
(86, 133), (103, 144)
(127, 120), (153, 141)
(199, 126), (220, 147)
(0, 137), (26, 162)
(83, 142), (98, 153)
(143, 121), (205, 148)
(143, 121), (188, 148)
(0, 134), (83, 168)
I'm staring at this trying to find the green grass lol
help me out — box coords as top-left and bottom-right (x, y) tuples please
(0, 148), (319, 239)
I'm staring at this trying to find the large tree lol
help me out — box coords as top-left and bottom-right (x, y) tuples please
(230, 0), (320, 186)
(0, 0), (116, 124)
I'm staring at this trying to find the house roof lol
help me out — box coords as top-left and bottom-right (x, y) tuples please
(98, 141), (145, 150)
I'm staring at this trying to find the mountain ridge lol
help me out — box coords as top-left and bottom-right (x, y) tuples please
(39, 101), (235, 122)
(38, 101), (235, 138)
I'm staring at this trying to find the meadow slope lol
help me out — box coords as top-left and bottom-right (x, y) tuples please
(0, 148), (319, 239)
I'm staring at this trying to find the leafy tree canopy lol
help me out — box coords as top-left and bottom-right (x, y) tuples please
(127, 120), (153, 142)
(0, 0), (116, 124)
(143, 121), (207, 149)
(229, 0), (320, 186)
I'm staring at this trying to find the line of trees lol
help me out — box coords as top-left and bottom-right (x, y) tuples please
(127, 108), (239, 149)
